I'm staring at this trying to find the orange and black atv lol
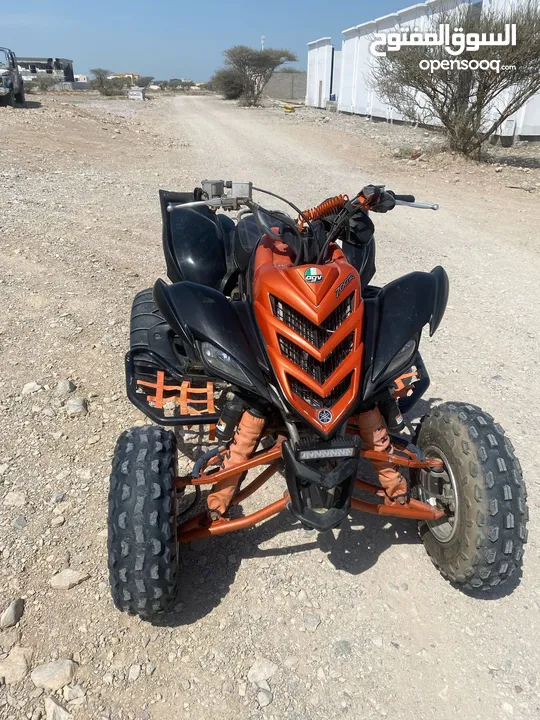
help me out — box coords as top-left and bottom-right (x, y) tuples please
(108, 180), (528, 620)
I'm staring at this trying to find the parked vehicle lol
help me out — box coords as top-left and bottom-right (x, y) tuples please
(108, 180), (528, 620)
(0, 47), (25, 106)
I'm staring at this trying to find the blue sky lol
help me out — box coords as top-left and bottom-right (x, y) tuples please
(4, 0), (408, 81)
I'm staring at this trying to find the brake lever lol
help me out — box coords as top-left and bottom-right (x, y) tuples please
(394, 199), (440, 210)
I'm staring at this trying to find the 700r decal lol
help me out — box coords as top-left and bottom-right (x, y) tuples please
(335, 273), (354, 298)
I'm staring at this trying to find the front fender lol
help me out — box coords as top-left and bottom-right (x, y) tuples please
(361, 266), (449, 399)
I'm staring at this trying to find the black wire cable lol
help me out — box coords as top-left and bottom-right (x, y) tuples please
(252, 186), (317, 265)
(252, 186), (315, 236)
(316, 206), (350, 264)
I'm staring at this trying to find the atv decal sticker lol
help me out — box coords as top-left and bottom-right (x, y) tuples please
(318, 408), (333, 424)
(304, 267), (323, 284)
(335, 273), (355, 298)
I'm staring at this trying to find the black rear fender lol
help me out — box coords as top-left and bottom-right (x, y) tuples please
(361, 266), (449, 400)
(159, 190), (228, 289)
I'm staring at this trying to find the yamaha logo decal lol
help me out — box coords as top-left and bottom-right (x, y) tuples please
(318, 408), (333, 424)
(304, 267), (323, 284)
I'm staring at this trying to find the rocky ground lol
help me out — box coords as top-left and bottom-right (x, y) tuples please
(0, 92), (539, 720)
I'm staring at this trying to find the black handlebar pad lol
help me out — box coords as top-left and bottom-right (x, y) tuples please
(394, 194), (415, 202)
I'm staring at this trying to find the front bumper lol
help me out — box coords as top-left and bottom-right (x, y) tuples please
(283, 437), (361, 532)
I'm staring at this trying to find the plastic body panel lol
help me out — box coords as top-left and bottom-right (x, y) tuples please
(253, 236), (364, 437)
(153, 279), (269, 396)
(342, 236), (376, 289)
(163, 206), (227, 289)
(361, 266), (449, 402)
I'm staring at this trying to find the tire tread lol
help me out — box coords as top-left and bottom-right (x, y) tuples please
(416, 402), (527, 592)
(108, 426), (178, 619)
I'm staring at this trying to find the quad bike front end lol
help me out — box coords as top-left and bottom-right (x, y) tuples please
(107, 182), (528, 623)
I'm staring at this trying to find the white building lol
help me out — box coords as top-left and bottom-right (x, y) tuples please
(306, 38), (341, 108)
(306, 0), (540, 141)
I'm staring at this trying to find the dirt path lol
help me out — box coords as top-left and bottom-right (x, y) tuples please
(0, 93), (539, 720)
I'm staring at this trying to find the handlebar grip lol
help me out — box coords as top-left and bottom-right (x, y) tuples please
(394, 194), (415, 203)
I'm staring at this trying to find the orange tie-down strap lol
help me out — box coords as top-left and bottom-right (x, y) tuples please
(137, 371), (216, 439)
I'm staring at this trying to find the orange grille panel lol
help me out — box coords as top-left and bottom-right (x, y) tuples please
(253, 236), (364, 434)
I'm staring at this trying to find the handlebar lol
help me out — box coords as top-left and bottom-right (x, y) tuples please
(394, 194), (415, 203)
(166, 183), (440, 217)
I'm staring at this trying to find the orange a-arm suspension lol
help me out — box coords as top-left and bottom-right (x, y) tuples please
(175, 435), (446, 542)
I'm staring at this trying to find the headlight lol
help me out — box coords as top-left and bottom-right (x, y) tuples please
(200, 342), (254, 389)
(385, 337), (418, 378)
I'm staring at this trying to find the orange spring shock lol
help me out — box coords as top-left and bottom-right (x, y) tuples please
(297, 194), (349, 231)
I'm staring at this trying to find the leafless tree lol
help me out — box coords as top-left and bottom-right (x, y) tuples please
(370, 2), (540, 157)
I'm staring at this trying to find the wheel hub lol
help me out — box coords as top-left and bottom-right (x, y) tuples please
(418, 445), (459, 543)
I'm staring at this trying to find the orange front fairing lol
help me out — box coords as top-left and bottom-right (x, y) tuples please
(253, 235), (364, 435)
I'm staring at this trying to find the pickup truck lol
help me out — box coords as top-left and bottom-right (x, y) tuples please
(0, 47), (25, 106)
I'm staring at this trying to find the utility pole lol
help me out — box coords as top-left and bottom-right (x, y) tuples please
(261, 35), (265, 50)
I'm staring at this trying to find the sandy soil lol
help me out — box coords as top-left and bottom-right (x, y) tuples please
(0, 92), (539, 720)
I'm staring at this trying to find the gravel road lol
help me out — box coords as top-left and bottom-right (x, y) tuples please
(1, 93), (539, 720)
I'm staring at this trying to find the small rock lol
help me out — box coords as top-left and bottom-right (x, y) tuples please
(22, 381), (42, 395)
(102, 672), (114, 685)
(63, 684), (85, 702)
(247, 657), (278, 686)
(297, 589), (308, 602)
(50, 569), (89, 590)
(3, 491), (26, 508)
(372, 635), (384, 648)
(128, 664), (141, 682)
(65, 397), (88, 417)
(303, 612), (321, 633)
(145, 661), (156, 676)
(11, 516), (27, 531)
(51, 491), (66, 504)
(0, 598), (25, 628)
(334, 640), (351, 657)
(180, 679), (191, 691)
(55, 380), (76, 398)
(0, 645), (33, 684)
(31, 659), (77, 690)
(44, 697), (72, 720)
(0, 626), (20, 651)
(501, 702), (514, 715)
(51, 516), (65, 528)
(257, 689), (273, 708)
(0, 463), (8, 476)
